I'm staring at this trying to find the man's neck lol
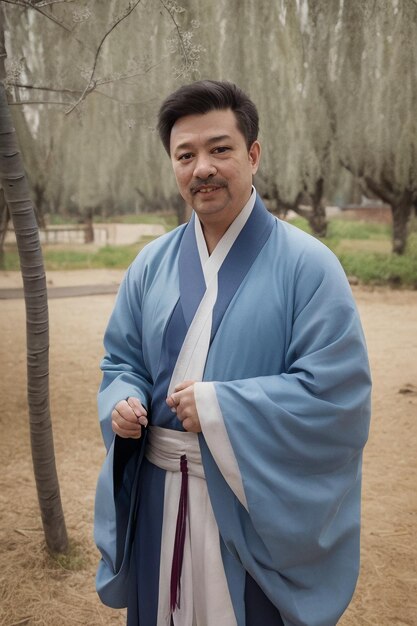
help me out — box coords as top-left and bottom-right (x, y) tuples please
(199, 189), (255, 255)
(200, 221), (229, 255)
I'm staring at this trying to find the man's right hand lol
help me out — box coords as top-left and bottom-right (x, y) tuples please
(111, 397), (148, 439)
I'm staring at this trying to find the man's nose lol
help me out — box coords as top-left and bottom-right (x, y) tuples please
(193, 154), (217, 179)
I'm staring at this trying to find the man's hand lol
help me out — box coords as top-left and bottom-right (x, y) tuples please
(112, 397), (148, 439)
(166, 380), (201, 433)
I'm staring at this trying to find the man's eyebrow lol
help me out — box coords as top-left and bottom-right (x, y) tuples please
(206, 134), (233, 144)
(173, 134), (233, 153)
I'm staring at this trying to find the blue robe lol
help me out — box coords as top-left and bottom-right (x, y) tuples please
(94, 195), (371, 626)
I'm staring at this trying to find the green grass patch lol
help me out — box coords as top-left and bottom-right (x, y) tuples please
(2, 242), (147, 271)
(3, 215), (417, 288)
(47, 214), (79, 225)
(47, 212), (178, 230)
(290, 216), (391, 240)
(289, 217), (417, 288)
(105, 213), (178, 230)
(337, 248), (417, 287)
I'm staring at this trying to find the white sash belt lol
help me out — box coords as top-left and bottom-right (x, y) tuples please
(145, 426), (204, 479)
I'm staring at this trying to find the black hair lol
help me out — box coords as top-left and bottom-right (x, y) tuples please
(157, 80), (259, 154)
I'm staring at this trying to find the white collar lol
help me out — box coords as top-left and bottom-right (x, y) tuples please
(194, 186), (256, 286)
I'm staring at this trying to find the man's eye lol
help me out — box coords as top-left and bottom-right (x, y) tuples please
(212, 146), (230, 154)
(178, 153), (193, 161)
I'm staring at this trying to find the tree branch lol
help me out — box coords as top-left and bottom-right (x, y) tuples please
(9, 82), (83, 95)
(96, 58), (165, 88)
(159, 0), (190, 74)
(65, 0), (143, 114)
(1, 0), (95, 52)
(362, 176), (396, 206)
(32, 0), (75, 6)
(340, 158), (363, 179)
(8, 81), (157, 107)
(11, 56), (164, 94)
(8, 99), (70, 105)
(1, 0), (73, 33)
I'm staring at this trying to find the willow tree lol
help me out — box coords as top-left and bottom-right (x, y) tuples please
(330, 0), (417, 254)
(194, 0), (337, 237)
(0, 12), (68, 551)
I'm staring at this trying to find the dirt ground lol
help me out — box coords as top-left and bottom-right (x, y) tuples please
(0, 270), (416, 626)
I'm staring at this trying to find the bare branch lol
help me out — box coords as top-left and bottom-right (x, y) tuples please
(90, 89), (156, 107)
(9, 82), (83, 95)
(1, 0), (73, 33)
(8, 99), (70, 105)
(9, 80), (157, 107)
(65, 0), (143, 115)
(95, 58), (166, 88)
(1, 0), (95, 52)
(32, 0), (76, 6)
(159, 0), (190, 73)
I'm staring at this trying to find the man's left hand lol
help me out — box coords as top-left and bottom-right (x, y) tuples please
(166, 380), (201, 433)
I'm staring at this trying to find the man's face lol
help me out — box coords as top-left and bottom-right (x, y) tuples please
(170, 109), (261, 228)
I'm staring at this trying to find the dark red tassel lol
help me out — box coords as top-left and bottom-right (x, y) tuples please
(170, 454), (188, 614)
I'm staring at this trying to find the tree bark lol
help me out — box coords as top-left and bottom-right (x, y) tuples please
(271, 179), (328, 238)
(0, 187), (10, 265)
(307, 177), (328, 238)
(0, 81), (68, 553)
(392, 191), (413, 255)
(364, 176), (412, 255)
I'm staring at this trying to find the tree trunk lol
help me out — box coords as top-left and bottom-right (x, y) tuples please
(0, 82), (68, 553)
(363, 176), (413, 255)
(84, 207), (94, 243)
(307, 178), (328, 238)
(0, 187), (9, 266)
(392, 190), (413, 255)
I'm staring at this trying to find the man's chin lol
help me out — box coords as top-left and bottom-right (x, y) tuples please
(192, 200), (226, 216)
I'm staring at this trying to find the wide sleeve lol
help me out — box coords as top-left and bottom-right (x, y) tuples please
(95, 263), (153, 608)
(200, 248), (372, 624)
(98, 264), (153, 451)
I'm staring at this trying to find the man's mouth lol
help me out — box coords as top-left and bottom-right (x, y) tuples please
(191, 183), (226, 195)
(195, 186), (219, 194)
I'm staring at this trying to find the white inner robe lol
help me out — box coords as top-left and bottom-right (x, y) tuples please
(146, 190), (256, 625)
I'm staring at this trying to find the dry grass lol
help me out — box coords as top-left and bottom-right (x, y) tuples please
(0, 281), (416, 625)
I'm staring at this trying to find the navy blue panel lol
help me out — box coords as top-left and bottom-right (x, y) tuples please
(127, 458), (166, 625)
(211, 196), (275, 343)
(150, 214), (207, 430)
(178, 213), (206, 328)
(151, 299), (189, 430)
(245, 573), (285, 626)
(113, 435), (145, 571)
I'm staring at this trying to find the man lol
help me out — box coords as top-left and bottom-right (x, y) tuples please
(94, 80), (371, 626)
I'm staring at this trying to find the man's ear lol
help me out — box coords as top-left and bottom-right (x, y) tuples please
(248, 140), (261, 174)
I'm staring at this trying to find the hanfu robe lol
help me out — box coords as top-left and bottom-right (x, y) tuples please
(94, 192), (371, 626)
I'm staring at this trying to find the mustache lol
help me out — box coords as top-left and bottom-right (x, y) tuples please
(190, 178), (228, 194)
